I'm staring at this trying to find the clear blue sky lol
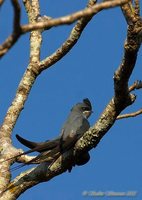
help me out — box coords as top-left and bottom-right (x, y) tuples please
(0, 1), (142, 200)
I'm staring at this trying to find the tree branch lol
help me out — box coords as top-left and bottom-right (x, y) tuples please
(21, 0), (130, 33)
(0, 0), (42, 194)
(0, 0), (141, 198)
(129, 80), (142, 92)
(1, 2), (141, 198)
(117, 108), (142, 119)
(0, 0), (21, 58)
(0, 0), (97, 195)
(117, 80), (142, 119)
(23, 0), (31, 14)
(39, 0), (97, 71)
(0, 0), (130, 59)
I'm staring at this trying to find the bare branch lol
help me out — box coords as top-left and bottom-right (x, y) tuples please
(0, 0), (141, 198)
(2, 5), (141, 198)
(0, 0), (42, 194)
(129, 80), (142, 92)
(117, 108), (142, 119)
(113, 31), (141, 105)
(76, 12), (142, 152)
(116, 80), (142, 119)
(21, 0), (130, 33)
(0, 1), (96, 192)
(0, 0), (130, 58)
(0, 0), (21, 58)
(29, 1), (41, 62)
(23, 0), (31, 13)
(39, 0), (96, 70)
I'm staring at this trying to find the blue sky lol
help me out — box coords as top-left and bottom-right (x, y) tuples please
(0, 1), (142, 200)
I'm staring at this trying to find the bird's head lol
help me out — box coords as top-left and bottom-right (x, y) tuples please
(71, 98), (93, 119)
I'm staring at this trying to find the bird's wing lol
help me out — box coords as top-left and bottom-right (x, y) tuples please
(16, 134), (60, 152)
(16, 134), (47, 150)
(61, 114), (90, 140)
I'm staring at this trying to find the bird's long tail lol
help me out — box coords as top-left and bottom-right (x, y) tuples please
(9, 144), (61, 172)
(0, 135), (60, 165)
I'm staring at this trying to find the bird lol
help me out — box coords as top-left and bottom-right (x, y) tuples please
(4, 98), (93, 171)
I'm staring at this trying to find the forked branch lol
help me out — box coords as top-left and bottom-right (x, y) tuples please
(0, 0), (130, 58)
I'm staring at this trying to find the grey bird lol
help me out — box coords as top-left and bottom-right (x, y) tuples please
(9, 98), (93, 171)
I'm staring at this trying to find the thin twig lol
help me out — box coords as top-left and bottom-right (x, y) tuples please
(129, 80), (142, 92)
(117, 108), (142, 119)
(117, 80), (142, 119)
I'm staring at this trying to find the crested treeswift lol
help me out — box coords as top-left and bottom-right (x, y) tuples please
(3, 98), (93, 171)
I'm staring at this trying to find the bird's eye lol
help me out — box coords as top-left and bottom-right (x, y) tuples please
(82, 107), (87, 111)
